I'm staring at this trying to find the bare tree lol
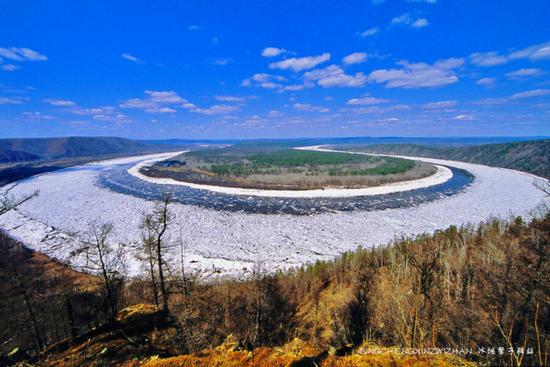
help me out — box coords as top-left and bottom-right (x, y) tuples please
(140, 223), (160, 309)
(141, 193), (173, 314)
(0, 188), (38, 216)
(72, 223), (125, 321)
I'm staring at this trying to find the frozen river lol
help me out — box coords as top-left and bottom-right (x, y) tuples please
(0, 151), (547, 277)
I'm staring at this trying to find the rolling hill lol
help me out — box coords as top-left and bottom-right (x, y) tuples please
(0, 137), (165, 163)
(339, 139), (550, 178)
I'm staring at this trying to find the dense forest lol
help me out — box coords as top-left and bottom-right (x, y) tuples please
(339, 139), (550, 178)
(0, 190), (548, 366)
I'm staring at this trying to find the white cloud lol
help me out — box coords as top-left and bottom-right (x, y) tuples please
(476, 77), (496, 87)
(215, 95), (248, 103)
(359, 27), (379, 38)
(469, 41), (550, 68)
(121, 53), (142, 63)
(412, 18), (429, 29)
(210, 57), (233, 66)
(283, 84), (305, 91)
(269, 53), (331, 72)
(304, 65), (367, 88)
(509, 41), (550, 61)
(22, 111), (54, 120)
(349, 104), (410, 115)
(188, 25), (201, 31)
(120, 90), (241, 115)
(1, 64), (20, 72)
(453, 114), (474, 121)
(506, 68), (543, 80)
(408, 0), (437, 3)
(194, 104), (240, 115)
(120, 90), (195, 113)
(241, 73), (288, 90)
(473, 97), (508, 106)
(368, 58), (463, 88)
(343, 52), (368, 65)
(469, 51), (508, 67)
(293, 103), (329, 113)
(510, 89), (550, 99)
(267, 110), (283, 117)
(391, 13), (413, 25)
(391, 14), (429, 29)
(262, 47), (287, 57)
(74, 106), (118, 116)
(0, 47), (47, 62)
(0, 96), (26, 105)
(422, 100), (457, 109)
(43, 98), (76, 107)
(346, 96), (391, 105)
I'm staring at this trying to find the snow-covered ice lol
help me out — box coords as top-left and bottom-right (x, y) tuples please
(0, 151), (547, 278)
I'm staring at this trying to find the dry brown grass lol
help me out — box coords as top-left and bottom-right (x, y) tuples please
(142, 339), (475, 367)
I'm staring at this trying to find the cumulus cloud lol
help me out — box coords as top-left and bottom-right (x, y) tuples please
(1, 64), (20, 72)
(121, 53), (142, 63)
(0, 96), (26, 105)
(474, 88), (550, 106)
(214, 95), (249, 103)
(43, 98), (76, 107)
(506, 68), (544, 80)
(368, 58), (463, 88)
(346, 96), (391, 105)
(509, 41), (550, 61)
(510, 89), (550, 99)
(293, 103), (329, 113)
(391, 13), (413, 25)
(241, 73), (288, 89)
(469, 41), (550, 68)
(391, 14), (429, 29)
(22, 111), (54, 120)
(342, 52), (368, 65)
(269, 53), (331, 72)
(193, 104), (240, 115)
(349, 104), (410, 115)
(304, 65), (367, 88)
(262, 47), (287, 57)
(120, 90), (195, 113)
(453, 114), (474, 121)
(422, 100), (457, 109)
(469, 51), (508, 67)
(210, 57), (233, 66)
(120, 90), (239, 115)
(72, 106), (130, 122)
(412, 18), (429, 28)
(0, 47), (47, 62)
(359, 27), (379, 38)
(476, 77), (496, 87)
(473, 97), (508, 106)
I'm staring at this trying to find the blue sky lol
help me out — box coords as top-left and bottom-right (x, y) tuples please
(0, 0), (549, 139)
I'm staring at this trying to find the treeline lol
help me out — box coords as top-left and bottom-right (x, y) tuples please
(0, 195), (548, 366)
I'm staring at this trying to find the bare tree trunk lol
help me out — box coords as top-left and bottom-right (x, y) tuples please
(12, 262), (43, 350)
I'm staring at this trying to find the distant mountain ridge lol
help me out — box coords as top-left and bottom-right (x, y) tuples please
(0, 137), (163, 163)
(342, 139), (550, 178)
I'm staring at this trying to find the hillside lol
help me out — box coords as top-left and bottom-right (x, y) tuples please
(1, 212), (548, 366)
(338, 139), (550, 178)
(0, 137), (166, 163)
